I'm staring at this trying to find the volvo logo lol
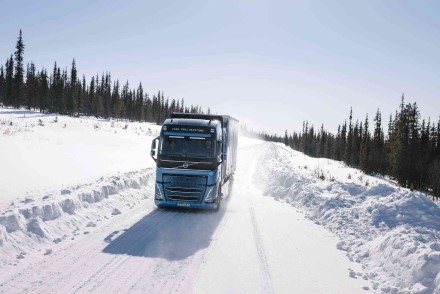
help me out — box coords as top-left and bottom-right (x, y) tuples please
(179, 162), (197, 169)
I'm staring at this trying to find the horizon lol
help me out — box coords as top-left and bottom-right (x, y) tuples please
(1, 0), (439, 135)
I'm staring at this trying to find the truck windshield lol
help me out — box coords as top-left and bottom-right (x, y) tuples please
(160, 137), (216, 159)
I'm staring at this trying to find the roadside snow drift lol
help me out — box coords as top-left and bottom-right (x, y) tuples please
(256, 142), (440, 293)
(0, 108), (158, 265)
(0, 169), (154, 264)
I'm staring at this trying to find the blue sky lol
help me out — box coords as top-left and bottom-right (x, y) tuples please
(1, 0), (439, 134)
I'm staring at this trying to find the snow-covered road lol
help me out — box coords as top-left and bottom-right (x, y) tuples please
(0, 137), (367, 293)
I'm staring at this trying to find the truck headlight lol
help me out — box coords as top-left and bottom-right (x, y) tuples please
(155, 183), (163, 200)
(204, 184), (218, 203)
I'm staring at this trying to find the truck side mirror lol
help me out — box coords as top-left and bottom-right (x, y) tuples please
(150, 137), (159, 162)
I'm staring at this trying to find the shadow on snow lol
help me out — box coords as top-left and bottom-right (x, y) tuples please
(102, 205), (227, 261)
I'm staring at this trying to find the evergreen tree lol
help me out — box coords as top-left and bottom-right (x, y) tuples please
(25, 62), (37, 110)
(121, 80), (130, 119)
(408, 102), (421, 188)
(359, 114), (370, 172)
(334, 125), (341, 160)
(144, 93), (152, 121)
(111, 79), (120, 118)
(317, 124), (325, 157)
(13, 30), (25, 108)
(103, 72), (111, 118)
(66, 59), (77, 115)
(5, 55), (14, 106)
(351, 120), (361, 166)
(37, 68), (49, 112)
(89, 76), (96, 117)
(372, 109), (386, 174)
(78, 75), (86, 114)
(0, 66), (4, 105)
(135, 82), (144, 121)
(345, 108), (353, 165)
(340, 121), (347, 163)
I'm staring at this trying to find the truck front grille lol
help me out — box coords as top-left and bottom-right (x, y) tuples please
(162, 175), (207, 202)
(166, 187), (204, 202)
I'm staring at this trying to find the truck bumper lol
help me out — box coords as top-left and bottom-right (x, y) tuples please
(155, 199), (218, 210)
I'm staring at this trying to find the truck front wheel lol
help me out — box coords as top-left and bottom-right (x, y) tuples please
(215, 186), (222, 211)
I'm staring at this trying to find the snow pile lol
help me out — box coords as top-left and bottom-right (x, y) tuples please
(0, 168), (154, 265)
(255, 142), (440, 293)
(0, 108), (160, 265)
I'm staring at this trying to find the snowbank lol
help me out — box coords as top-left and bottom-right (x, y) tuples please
(0, 108), (161, 264)
(0, 168), (154, 265)
(255, 142), (440, 293)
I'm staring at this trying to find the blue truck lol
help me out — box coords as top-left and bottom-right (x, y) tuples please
(150, 113), (238, 211)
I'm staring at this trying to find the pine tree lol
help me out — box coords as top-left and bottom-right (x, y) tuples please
(111, 79), (120, 118)
(121, 80), (130, 119)
(359, 114), (370, 172)
(345, 108), (353, 165)
(60, 68), (68, 114)
(25, 62), (37, 110)
(340, 120), (347, 163)
(351, 120), (360, 166)
(5, 55), (14, 106)
(66, 59), (77, 115)
(144, 93), (152, 121)
(408, 103), (421, 188)
(13, 30), (25, 108)
(372, 109), (386, 174)
(103, 72), (111, 118)
(0, 66), (4, 105)
(317, 124), (325, 157)
(437, 118), (440, 156)
(89, 76), (96, 117)
(334, 125), (341, 160)
(135, 82), (144, 121)
(78, 75), (86, 114)
(37, 68), (49, 112)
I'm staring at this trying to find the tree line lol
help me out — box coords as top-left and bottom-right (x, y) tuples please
(258, 98), (440, 198)
(0, 30), (205, 124)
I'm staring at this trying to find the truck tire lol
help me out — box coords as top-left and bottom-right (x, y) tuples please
(214, 187), (222, 211)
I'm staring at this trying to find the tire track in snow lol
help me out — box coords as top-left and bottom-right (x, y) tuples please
(248, 142), (274, 293)
(250, 204), (274, 294)
(241, 142), (274, 293)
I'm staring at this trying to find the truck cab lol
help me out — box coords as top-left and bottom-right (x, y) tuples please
(150, 113), (238, 210)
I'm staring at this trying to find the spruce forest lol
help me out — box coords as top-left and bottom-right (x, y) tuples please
(259, 101), (440, 198)
(0, 31), (205, 125)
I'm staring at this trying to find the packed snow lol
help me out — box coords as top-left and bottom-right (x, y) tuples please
(1, 108), (440, 293)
